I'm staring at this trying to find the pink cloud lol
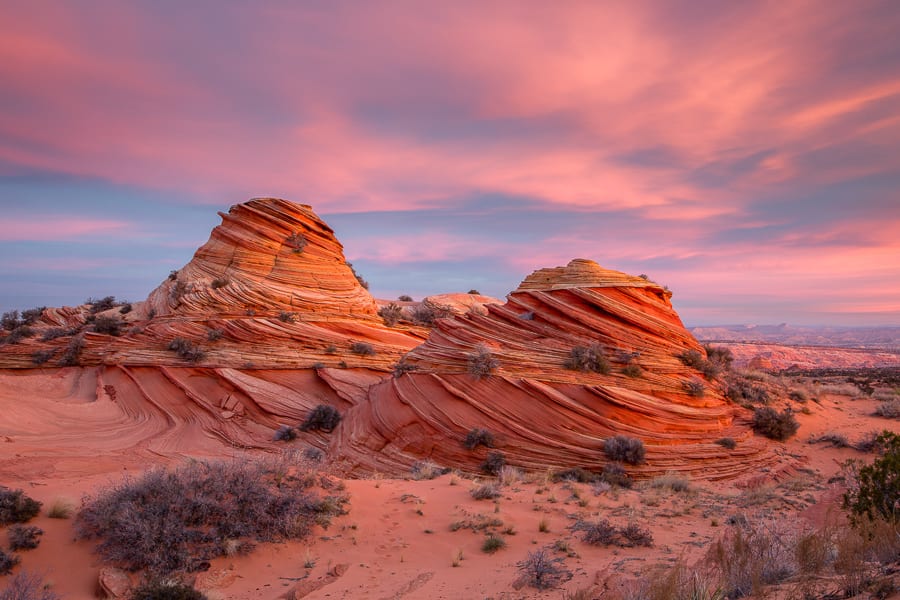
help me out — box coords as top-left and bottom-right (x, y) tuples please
(0, 218), (136, 241)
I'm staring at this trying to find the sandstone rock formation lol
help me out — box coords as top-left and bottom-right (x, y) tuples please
(334, 259), (782, 480)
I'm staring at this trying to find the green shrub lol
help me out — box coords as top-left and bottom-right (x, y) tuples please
(299, 404), (342, 433)
(0, 487), (41, 525)
(564, 344), (610, 374)
(603, 435), (645, 465)
(844, 431), (900, 523)
(752, 407), (799, 441)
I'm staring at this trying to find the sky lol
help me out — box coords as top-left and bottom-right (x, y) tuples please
(1, 1), (899, 326)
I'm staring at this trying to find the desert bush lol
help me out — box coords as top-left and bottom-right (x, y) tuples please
(726, 376), (770, 405)
(470, 483), (501, 500)
(600, 462), (633, 488)
(0, 571), (61, 600)
(498, 465), (524, 486)
(346, 262), (368, 289)
(604, 435), (645, 465)
(75, 456), (346, 574)
(286, 232), (307, 253)
(1, 325), (34, 345)
(463, 428), (495, 450)
(87, 295), (117, 313)
(41, 327), (75, 341)
(480, 451), (506, 476)
(410, 460), (449, 481)
(20, 307), (45, 325)
(410, 302), (452, 326)
(873, 389), (898, 402)
(378, 303), (403, 327)
(350, 341), (375, 356)
(1, 310), (21, 330)
(398, 295), (413, 302)
(273, 425), (297, 442)
(468, 289), (481, 295)
(684, 378), (706, 397)
(31, 349), (55, 365)
(92, 315), (123, 336)
(130, 578), (207, 600)
(206, 328), (223, 342)
(0, 549), (20, 575)
(789, 388), (809, 403)
(875, 399), (900, 418)
(564, 344), (610, 374)
(715, 437), (737, 450)
(467, 344), (498, 379)
(58, 334), (85, 366)
(516, 549), (571, 590)
(298, 404), (342, 433)
(392, 359), (417, 377)
(810, 432), (850, 448)
(677, 349), (722, 379)
(821, 383), (863, 398)
(169, 281), (191, 305)
(553, 467), (597, 484)
(481, 534), (506, 554)
(648, 472), (691, 493)
(707, 517), (797, 598)
(8, 525), (43, 551)
(119, 303), (133, 314)
(621, 363), (643, 378)
(278, 311), (296, 323)
(843, 431), (900, 523)
(855, 430), (881, 453)
(704, 345), (734, 371)
(210, 278), (229, 289)
(752, 407), (799, 441)
(0, 487), (41, 525)
(575, 519), (653, 547)
(167, 338), (205, 363)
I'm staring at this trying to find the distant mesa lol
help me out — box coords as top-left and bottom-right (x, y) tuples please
(0, 199), (783, 481)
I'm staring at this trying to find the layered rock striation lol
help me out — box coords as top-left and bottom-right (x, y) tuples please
(334, 260), (782, 480)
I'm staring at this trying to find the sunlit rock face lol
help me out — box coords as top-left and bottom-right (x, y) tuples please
(335, 259), (783, 481)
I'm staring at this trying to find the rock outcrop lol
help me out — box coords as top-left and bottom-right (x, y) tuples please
(334, 259), (782, 480)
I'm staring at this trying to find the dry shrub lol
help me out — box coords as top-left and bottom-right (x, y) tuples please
(875, 399), (900, 418)
(8, 525), (43, 551)
(516, 549), (572, 590)
(463, 428), (495, 450)
(648, 472), (692, 493)
(684, 377), (706, 397)
(564, 344), (610, 374)
(0, 549), (19, 575)
(575, 519), (653, 548)
(480, 451), (506, 475)
(603, 435), (645, 465)
(75, 455), (347, 574)
(298, 404), (342, 433)
(167, 338), (205, 363)
(481, 534), (506, 554)
(467, 344), (498, 379)
(410, 460), (449, 481)
(715, 437), (737, 450)
(378, 303), (403, 327)
(131, 578), (207, 600)
(498, 465), (524, 486)
(0, 570), (60, 599)
(0, 487), (41, 525)
(707, 517), (797, 598)
(607, 560), (725, 600)
(470, 483), (501, 500)
(349, 341), (375, 355)
(751, 407), (799, 441)
(726, 375), (770, 405)
(47, 498), (74, 519)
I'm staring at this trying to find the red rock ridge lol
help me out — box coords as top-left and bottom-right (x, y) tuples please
(334, 259), (784, 480)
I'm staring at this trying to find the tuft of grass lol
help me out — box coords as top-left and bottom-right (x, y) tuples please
(481, 534), (506, 554)
(47, 498), (74, 519)
(410, 460), (449, 481)
(648, 472), (692, 493)
(538, 518), (550, 533)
